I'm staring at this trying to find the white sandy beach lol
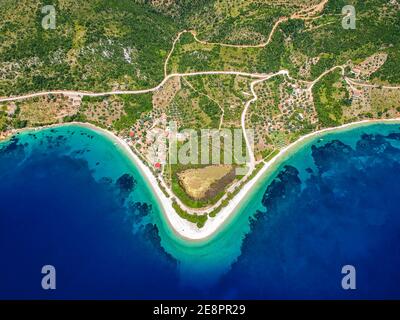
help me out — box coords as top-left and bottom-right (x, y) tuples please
(79, 118), (400, 241)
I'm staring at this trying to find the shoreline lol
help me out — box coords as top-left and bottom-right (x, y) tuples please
(87, 118), (400, 242)
(2, 118), (400, 241)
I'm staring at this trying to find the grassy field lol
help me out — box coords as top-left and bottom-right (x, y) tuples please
(312, 70), (350, 127)
(177, 164), (234, 200)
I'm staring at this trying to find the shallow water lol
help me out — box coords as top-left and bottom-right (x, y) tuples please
(1, 123), (400, 299)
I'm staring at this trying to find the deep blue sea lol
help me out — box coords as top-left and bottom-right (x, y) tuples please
(0, 123), (400, 299)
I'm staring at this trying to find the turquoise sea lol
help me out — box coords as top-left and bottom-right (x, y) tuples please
(1, 122), (400, 299)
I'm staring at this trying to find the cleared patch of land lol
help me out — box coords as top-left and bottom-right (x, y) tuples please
(177, 165), (235, 200)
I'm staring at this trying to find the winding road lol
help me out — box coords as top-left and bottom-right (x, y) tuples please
(1, 0), (398, 220)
